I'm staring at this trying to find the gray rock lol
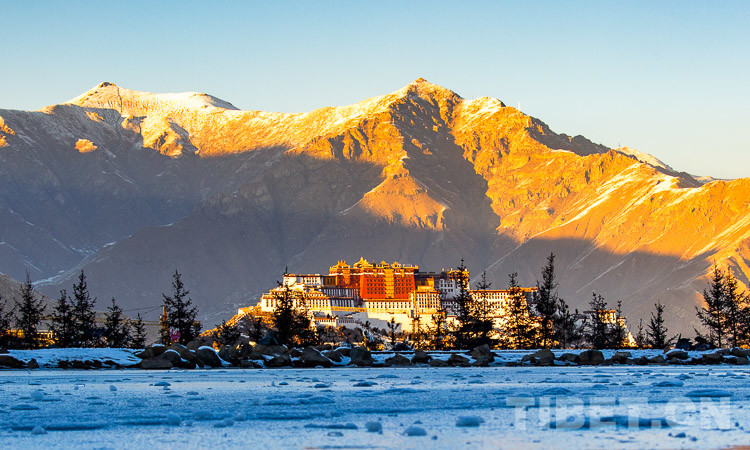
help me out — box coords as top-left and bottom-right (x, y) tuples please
(186, 340), (203, 351)
(26, 358), (39, 369)
(0, 354), (26, 368)
(139, 358), (173, 370)
(298, 347), (333, 368)
(323, 349), (342, 363)
(349, 346), (374, 367)
(428, 358), (449, 367)
(471, 344), (495, 363)
(136, 344), (167, 360)
(700, 352), (723, 365)
(530, 349), (555, 366)
(218, 345), (234, 363)
(195, 347), (223, 367)
(579, 350), (604, 365)
(385, 353), (411, 366)
(447, 353), (470, 367)
(411, 349), (431, 364)
(611, 351), (632, 364)
(559, 353), (580, 364)
(666, 350), (689, 360)
(158, 349), (182, 365)
(266, 354), (292, 368)
(648, 355), (667, 364)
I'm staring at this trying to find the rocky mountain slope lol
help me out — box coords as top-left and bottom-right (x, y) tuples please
(1, 79), (748, 333)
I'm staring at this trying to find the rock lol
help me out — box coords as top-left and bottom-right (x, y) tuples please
(288, 348), (303, 358)
(349, 346), (374, 367)
(666, 350), (689, 360)
(428, 358), (449, 367)
(700, 352), (723, 365)
(218, 345), (234, 363)
(411, 349), (432, 364)
(336, 347), (351, 357)
(186, 340), (203, 351)
(233, 341), (255, 360)
(610, 351), (632, 364)
(633, 356), (649, 365)
(648, 355), (666, 364)
(393, 342), (411, 352)
(559, 353), (580, 364)
(731, 347), (750, 358)
(167, 343), (189, 357)
(266, 354), (292, 368)
(727, 355), (750, 365)
(263, 345), (288, 356)
(315, 344), (333, 351)
(298, 347), (334, 368)
(139, 358), (173, 370)
(0, 354), (26, 368)
(239, 359), (262, 368)
(181, 350), (205, 368)
(447, 354), (470, 367)
(135, 344), (167, 360)
(195, 346), (223, 367)
(385, 353), (411, 366)
(579, 350), (604, 365)
(323, 349), (342, 362)
(674, 338), (692, 351)
(159, 349), (183, 365)
(471, 345), (496, 363)
(530, 349), (555, 366)
(26, 358), (39, 369)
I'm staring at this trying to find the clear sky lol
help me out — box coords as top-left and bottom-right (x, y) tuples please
(1, 1), (748, 179)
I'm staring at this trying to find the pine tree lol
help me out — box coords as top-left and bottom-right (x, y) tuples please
(502, 273), (536, 349)
(696, 265), (728, 348)
(635, 318), (646, 348)
(162, 271), (199, 345)
(14, 272), (45, 349)
(723, 270), (748, 347)
(585, 292), (610, 350)
(554, 298), (582, 348)
(159, 306), (171, 345)
(472, 270), (495, 347)
(387, 317), (398, 347)
(49, 289), (76, 347)
(271, 283), (316, 347)
(610, 300), (628, 349)
(450, 259), (474, 349)
(104, 298), (131, 348)
(130, 313), (147, 349)
(646, 301), (673, 349)
(214, 320), (241, 347)
(533, 253), (560, 348)
(429, 305), (448, 350)
(71, 270), (98, 347)
(0, 294), (14, 348)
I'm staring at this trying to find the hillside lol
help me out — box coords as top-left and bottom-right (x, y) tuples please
(0, 79), (748, 333)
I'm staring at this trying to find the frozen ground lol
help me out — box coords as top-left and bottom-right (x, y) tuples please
(2, 365), (750, 449)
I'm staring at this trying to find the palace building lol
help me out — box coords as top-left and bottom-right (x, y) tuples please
(241, 258), (537, 333)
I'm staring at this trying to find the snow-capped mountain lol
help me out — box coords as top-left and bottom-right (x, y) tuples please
(0, 79), (748, 333)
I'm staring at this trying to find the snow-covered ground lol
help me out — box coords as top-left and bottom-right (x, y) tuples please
(1, 364), (749, 448)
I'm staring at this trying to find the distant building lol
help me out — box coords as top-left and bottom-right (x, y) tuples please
(241, 258), (536, 332)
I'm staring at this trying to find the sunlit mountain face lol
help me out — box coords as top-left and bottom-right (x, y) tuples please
(0, 79), (747, 333)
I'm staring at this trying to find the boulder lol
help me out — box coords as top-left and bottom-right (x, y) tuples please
(633, 356), (650, 365)
(288, 348), (303, 358)
(610, 351), (632, 364)
(195, 347), (223, 367)
(700, 352), (723, 365)
(218, 345), (234, 363)
(315, 344), (333, 351)
(239, 359), (262, 368)
(0, 354), (26, 368)
(559, 353), (580, 364)
(731, 347), (750, 358)
(136, 344), (167, 360)
(186, 340), (203, 351)
(447, 354), (470, 367)
(428, 358), (449, 367)
(579, 350), (604, 365)
(411, 349), (432, 364)
(27, 358), (39, 369)
(393, 342), (412, 352)
(324, 349), (343, 363)
(159, 349), (183, 365)
(530, 349), (555, 366)
(139, 358), (173, 370)
(297, 347), (334, 368)
(336, 347), (351, 357)
(233, 341), (255, 360)
(262, 345), (288, 356)
(674, 338), (692, 351)
(727, 355), (750, 365)
(471, 345), (496, 363)
(648, 355), (666, 364)
(181, 350), (204, 368)
(349, 346), (374, 367)
(666, 350), (689, 360)
(266, 354), (292, 368)
(385, 353), (411, 366)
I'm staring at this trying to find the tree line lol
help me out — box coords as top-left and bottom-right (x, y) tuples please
(0, 270), (200, 350)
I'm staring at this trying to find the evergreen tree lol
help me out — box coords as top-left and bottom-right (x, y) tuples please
(646, 301), (673, 349)
(429, 305), (448, 350)
(554, 298), (582, 348)
(502, 273), (536, 349)
(130, 313), (147, 349)
(71, 271), (98, 347)
(585, 292), (610, 350)
(610, 300), (629, 349)
(635, 318), (646, 348)
(271, 283), (316, 347)
(471, 270), (495, 347)
(449, 259), (473, 349)
(14, 272), (45, 349)
(533, 253), (560, 348)
(214, 320), (242, 347)
(162, 271), (199, 345)
(0, 294), (14, 348)
(104, 298), (131, 348)
(159, 306), (171, 345)
(723, 270), (748, 347)
(696, 265), (728, 348)
(49, 289), (76, 347)
(387, 317), (398, 346)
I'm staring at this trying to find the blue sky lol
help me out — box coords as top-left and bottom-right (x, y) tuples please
(2, 1), (748, 178)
